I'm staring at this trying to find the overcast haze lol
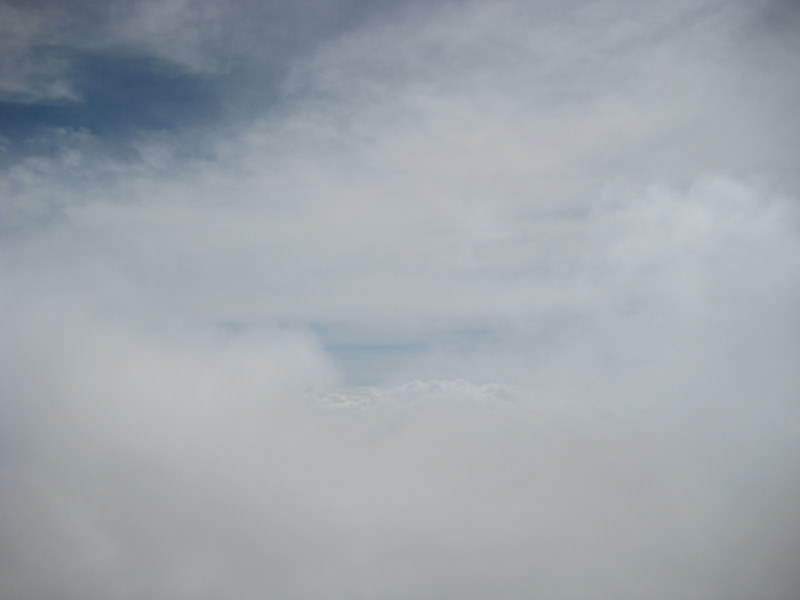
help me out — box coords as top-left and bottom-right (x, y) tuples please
(1, 0), (799, 598)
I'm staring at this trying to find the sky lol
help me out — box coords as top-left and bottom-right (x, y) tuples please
(1, 0), (799, 598)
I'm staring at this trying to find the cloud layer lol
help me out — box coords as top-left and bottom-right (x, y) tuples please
(1, 0), (799, 598)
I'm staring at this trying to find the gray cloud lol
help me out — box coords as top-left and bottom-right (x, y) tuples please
(0, 1), (76, 102)
(1, 0), (799, 598)
(0, 0), (417, 104)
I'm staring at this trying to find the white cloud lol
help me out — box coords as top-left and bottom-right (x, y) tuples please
(1, 324), (798, 597)
(1, 0), (799, 597)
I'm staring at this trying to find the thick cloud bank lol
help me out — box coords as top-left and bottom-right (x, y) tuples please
(1, 0), (799, 598)
(1, 334), (799, 598)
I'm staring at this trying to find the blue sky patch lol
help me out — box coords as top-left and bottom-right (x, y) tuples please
(0, 52), (225, 144)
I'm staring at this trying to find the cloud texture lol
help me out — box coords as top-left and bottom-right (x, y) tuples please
(1, 0), (799, 598)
